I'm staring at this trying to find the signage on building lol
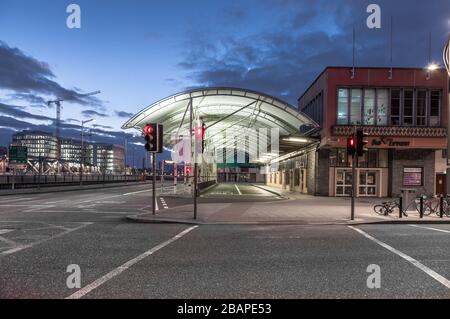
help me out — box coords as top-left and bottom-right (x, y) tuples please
(9, 146), (28, 164)
(403, 167), (423, 187)
(371, 137), (410, 148)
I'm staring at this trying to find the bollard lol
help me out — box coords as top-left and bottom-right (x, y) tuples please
(440, 195), (444, 219)
(419, 196), (424, 219)
(399, 196), (403, 219)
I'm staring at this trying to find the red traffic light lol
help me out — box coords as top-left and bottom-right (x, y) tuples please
(347, 135), (356, 156)
(144, 125), (154, 135)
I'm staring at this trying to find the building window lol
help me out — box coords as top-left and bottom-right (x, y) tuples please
(378, 150), (389, 168)
(377, 89), (389, 125)
(430, 90), (441, 126)
(350, 89), (362, 125)
(416, 90), (427, 126)
(337, 89), (349, 125)
(403, 90), (414, 126)
(390, 89), (401, 126)
(363, 89), (375, 125)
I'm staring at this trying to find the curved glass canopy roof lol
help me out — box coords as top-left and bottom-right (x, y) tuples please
(122, 87), (318, 156)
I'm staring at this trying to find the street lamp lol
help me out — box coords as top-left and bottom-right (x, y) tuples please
(80, 118), (95, 186)
(426, 63), (440, 71)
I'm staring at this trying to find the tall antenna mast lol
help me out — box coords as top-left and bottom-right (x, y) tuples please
(351, 26), (356, 79)
(389, 16), (393, 79)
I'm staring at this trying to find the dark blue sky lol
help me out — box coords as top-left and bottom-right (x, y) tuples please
(1, 0), (450, 164)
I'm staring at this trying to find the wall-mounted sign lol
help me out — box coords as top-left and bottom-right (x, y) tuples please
(371, 137), (410, 148)
(403, 167), (423, 187)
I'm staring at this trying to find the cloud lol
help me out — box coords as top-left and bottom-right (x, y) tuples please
(81, 110), (108, 118)
(93, 124), (113, 130)
(0, 41), (103, 108)
(0, 102), (55, 122)
(115, 111), (134, 118)
(6, 93), (47, 106)
(177, 0), (450, 105)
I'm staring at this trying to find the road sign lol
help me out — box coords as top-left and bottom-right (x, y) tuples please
(9, 146), (28, 163)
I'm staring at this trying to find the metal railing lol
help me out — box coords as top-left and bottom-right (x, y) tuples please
(0, 174), (143, 189)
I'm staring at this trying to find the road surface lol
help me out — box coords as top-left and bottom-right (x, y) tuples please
(0, 183), (449, 298)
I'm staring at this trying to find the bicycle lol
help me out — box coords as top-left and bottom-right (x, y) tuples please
(373, 200), (408, 217)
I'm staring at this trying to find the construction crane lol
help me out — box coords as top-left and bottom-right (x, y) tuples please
(47, 90), (101, 160)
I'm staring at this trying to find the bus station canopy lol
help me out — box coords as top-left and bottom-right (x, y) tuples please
(122, 87), (319, 157)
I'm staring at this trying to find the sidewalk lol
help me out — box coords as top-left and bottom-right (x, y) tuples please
(128, 189), (450, 225)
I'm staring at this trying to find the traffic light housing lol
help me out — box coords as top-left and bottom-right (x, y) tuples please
(347, 135), (356, 156)
(356, 128), (368, 157)
(195, 122), (206, 154)
(144, 123), (163, 153)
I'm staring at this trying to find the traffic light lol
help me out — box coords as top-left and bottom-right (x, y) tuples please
(347, 135), (356, 156)
(186, 165), (192, 176)
(144, 123), (163, 153)
(356, 128), (368, 157)
(195, 122), (206, 154)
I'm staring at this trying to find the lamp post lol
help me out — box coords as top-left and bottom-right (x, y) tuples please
(443, 35), (450, 195)
(80, 119), (94, 186)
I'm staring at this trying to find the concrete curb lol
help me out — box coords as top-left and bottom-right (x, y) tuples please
(126, 214), (450, 226)
(251, 184), (288, 199)
(0, 181), (149, 196)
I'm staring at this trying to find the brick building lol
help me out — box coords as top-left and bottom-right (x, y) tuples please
(266, 67), (448, 198)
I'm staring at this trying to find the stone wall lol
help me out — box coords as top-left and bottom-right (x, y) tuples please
(391, 149), (435, 197)
(306, 149), (316, 195)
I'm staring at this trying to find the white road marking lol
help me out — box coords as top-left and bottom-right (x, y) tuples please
(44, 200), (68, 204)
(0, 229), (14, 235)
(409, 224), (450, 234)
(66, 225), (199, 299)
(0, 235), (18, 247)
(234, 184), (242, 195)
(0, 197), (34, 203)
(0, 222), (92, 257)
(348, 226), (450, 289)
(123, 189), (153, 196)
(160, 198), (168, 209)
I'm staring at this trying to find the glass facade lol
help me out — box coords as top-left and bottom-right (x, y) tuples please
(337, 88), (442, 127)
(12, 131), (58, 159)
(11, 131), (124, 172)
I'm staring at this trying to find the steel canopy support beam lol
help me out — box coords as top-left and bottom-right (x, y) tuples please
(207, 100), (258, 130)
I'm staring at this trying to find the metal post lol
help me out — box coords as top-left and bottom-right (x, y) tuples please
(80, 123), (84, 186)
(351, 154), (356, 221)
(37, 157), (41, 190)
(190, 97), (198, 219)
(419, 196), (424, 219)
(152, 152), (156, 216)
(124, 137), (127, 185)
(399, 196), (403, 218)
(440, 195), (444, 218)
(194, 162), (198, 220)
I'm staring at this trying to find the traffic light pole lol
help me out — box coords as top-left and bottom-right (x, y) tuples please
(351, 154), (356, 221)
(152, 152), (156, 216)
(194, 163), (198, 220)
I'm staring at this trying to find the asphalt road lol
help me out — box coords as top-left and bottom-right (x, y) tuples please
(0, 184), (449, 299)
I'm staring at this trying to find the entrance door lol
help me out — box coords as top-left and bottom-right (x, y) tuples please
(359, 171), (377, 197)
(336, 169), (353, 197)
(436, 173), (446, 195)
